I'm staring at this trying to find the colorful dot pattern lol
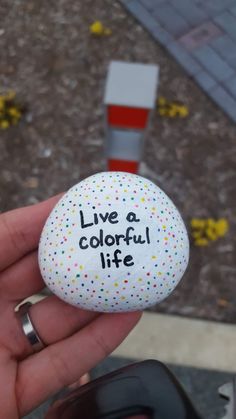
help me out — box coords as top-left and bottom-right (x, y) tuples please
(38, 172), (189, 312)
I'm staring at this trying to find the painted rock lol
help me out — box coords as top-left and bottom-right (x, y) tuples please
(38, 172), (189, 312)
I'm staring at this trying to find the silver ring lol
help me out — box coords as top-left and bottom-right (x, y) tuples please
(17, 302), (45, 352)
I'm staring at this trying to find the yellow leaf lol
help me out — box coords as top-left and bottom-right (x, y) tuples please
(191, 231), (202, 239)
(8, 107), (21, 118)
(168, 108), (177, 117)
(205, 228), (218, 241)
(206, 218), (215, 228)
(90, 21), (111, 36)
(158, 96), (167, 106)
(215, 219), (229, 237)
(190, 218), (206, 229)
(0, 120), (10, 129)
(0, 98), (5, 110)
(158, 108), (167, 116)
(90, 21), (104, 35)
(4, 90), (16, 100)
(194, 238), (209, 246)
(178, 106), (189, 117)
(217, 298), (229, 308)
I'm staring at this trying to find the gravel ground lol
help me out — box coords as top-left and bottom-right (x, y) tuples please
(0, 0), (235, 322)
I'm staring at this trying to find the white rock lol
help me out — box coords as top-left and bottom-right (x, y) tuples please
(38, 172), (189, 312)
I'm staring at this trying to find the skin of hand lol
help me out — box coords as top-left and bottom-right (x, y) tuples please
(0, 195), (142, 418)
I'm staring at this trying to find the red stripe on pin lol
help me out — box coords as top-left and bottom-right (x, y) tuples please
(108, 105), (149, 130)
(108, 159), (139, 174)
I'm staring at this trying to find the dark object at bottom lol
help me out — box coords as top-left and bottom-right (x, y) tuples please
(45, 359), (202, 419)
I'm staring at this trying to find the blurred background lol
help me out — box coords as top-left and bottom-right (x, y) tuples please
(1, 0), (236, 418)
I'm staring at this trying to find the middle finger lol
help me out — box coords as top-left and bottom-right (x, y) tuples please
(11, 296), (99, 358)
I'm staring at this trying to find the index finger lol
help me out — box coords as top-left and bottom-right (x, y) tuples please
(0, 194), (63, 272)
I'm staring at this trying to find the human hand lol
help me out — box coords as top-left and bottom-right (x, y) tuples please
(0, 196), (142, 418)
